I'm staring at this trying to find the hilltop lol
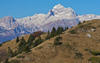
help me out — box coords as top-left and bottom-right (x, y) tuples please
(1, 19), (100, 63)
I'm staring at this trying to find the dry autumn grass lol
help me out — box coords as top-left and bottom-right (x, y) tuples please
(1, 19), (100, 63)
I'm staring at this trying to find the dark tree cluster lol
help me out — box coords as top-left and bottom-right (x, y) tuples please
(6, 26), (68, 60)
(45, 26), (69, 40)
(8, 47), (19, 58)
(27, 34), (35, 47)
(18, 37), (26, 53)
(33, 36), (43, 47)
(8, 47), (13, 57)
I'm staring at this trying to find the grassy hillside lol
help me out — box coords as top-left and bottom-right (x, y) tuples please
(1, 19), (100, 63)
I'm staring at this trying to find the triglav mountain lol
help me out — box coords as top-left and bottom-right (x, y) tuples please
(0, 4), (100, 43)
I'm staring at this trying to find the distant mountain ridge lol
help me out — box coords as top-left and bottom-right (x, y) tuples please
(0, 4), (100, 43)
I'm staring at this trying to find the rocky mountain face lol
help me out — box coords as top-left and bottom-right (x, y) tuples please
(0, 4), (100, 43)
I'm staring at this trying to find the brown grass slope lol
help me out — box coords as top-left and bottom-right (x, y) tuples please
(1, 19), (100, 63)
(0, 34), (30, 52)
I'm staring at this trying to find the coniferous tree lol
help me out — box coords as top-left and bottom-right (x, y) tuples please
(65, 26), (69, 31)
(78, 21), (81, 25)
(27, 34), (35, 46)
(16, 36), (19, 43)
(55, 26), (61, 35)
(24, 45), (30, 53)
(47, 30), (50, 36)
(33, 40), (38, 47)
(12, 50), (18, 57)
(45, 30), (50, 40)
(83, 20), (85, 23)
(8, 47), (13, 57)
(19, 37), (26, 47)
(38, 36), (43, 44)
(60, 26), (64, 33)
(18, 37), (26, 53)
(33, 36), (43, 47)
(54, 36), (62, 45)
(50, 27), (56, 38)
(55, 26), (64, 36)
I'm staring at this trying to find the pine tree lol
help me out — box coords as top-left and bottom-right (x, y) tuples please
(50, 27), (56, 37)
(78, 21), (81, 25)
(33, 40), (38, 47)
(54, 36), (62, 45)
(60, 26), (64, 33)
(24, 45), (30, 53)
(33, 36), (43, 47)
(65, 26), (69, 31)
(38, 36), (43, 44)
(55, 26), (64, 36)
(18, 37), (26, 53)
(83, 20), (85, 23)
(55, 26), (61, 35)
(27, 34), (35, 46)
(19, 37), (26, 47)
(16, 36), (19, 43)
(45, 30), (50, 40)
(8, 47), (13, 57)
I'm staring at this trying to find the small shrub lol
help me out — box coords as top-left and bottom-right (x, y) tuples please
(84, 48), (91, 51)
(69, 30), (77, 34)
(36, 46), (43, 49)
(55, 37), (62, 42)
(54, 41), (62, 45)
(16, 55), (25, 58)
(88, 57), (98, 61)
(78, 23), (96, 29)
(74, 52), (83, 59)
(54, 36), (62, 45)
(90, 51), (100, 56)
(8, 47), (13, 57)
(66, 43), (72, 49)
(9, 60), (19, 63)
(12, 50), (19, 57)
(88, 57), (100, 63)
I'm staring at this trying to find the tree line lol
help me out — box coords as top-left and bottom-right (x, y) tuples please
(7, 26), (69, 61)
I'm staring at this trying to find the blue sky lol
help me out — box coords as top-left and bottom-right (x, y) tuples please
(0, 0), (100, 19)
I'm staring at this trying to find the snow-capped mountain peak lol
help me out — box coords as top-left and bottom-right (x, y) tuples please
(0, 4), (100, 43)
(0, 16), (15, 22)
(0, 16), (17, 30)
(53, 4), (65, 9)
(52, 4), (77, 18)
